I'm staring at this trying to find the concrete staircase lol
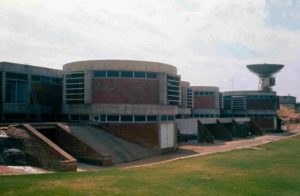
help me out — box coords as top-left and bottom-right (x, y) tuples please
(68, 125), (159, 164)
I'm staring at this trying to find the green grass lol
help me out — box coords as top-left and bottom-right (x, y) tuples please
(1, 136), (300, 195)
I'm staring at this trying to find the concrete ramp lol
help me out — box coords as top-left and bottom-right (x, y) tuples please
(67, 125), (159, 164)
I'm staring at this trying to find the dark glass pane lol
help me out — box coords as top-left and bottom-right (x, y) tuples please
(146, 72), (157, 79)
(134, 115), (145, 121)
(121, 115), (133, 122)
(147, 115), (157, 121)
(107, 71), (119, 77)
(121, 71), (133, 78)
(134, 72), (145, 78)
(94, 71), (106, 77)
(107, 115), (119, 121)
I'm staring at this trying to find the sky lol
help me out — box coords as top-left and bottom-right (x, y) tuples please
(1, 0), (300, 99)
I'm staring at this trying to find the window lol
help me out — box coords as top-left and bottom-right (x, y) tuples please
(31, 75), (40, 81)
(147, 115), (157, 122)
(107, 71), (119, 77)
(66, 73), (84, 78)
(65, 72), (85, 104)
(5, 80), (28, 103)
(94, 71), (106, 77)
(66, 84), (84, 88)
(121, 115), (133, 122)
(6, 72), (28, 80)
(134, 115), (146, 122)
(80, 115), (89, 121)
(134, 72), (146, 78)
(107, 115), (119, 121)
(146, 72), (157, 79)
(161, 115), (168, 121)
(40, 76), (51, 83)
(121, 71), (133, 78)
(70, 115), (80, 121)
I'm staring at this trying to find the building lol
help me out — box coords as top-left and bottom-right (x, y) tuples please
(176, 81), (193, 119)
(62, 60), (178, 152)
(0, 62), (63, 122)
(221, 91), (279, 131)
(191, 86), (220, 118)
(279, 95), (297, 109)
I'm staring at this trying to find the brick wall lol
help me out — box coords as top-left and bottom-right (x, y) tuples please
(247, 100), (276, 110)
(99, 123), (159, 148)
(253, 118), (275, 130)
(92, 78), (159, 104)
(194, 96), (216, 109)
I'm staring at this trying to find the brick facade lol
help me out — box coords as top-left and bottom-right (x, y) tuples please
(92, 78), (159, 104)
(194, 96), (216, 109)
(253, 118), (275, 130)
(99, 123), (159, 148)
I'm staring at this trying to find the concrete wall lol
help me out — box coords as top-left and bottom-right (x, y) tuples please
(92, 78), (159, 104)
(63, 104), (177, 116)
(63, 60), (177, 75)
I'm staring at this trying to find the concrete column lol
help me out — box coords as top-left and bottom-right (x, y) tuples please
(181, 87), (187, 108)
(62, 72), (66, 104)
(84, 70), (93, 104)
(1, 72), (5, 120)
(158, 73), (167, 105)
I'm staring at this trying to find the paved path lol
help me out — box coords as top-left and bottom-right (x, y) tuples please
(119, 125), (300, 169)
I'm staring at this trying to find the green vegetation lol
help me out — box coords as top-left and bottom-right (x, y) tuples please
(1, 136), (300, 195)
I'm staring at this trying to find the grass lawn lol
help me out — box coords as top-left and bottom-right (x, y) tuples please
(1, 136), (300, 196)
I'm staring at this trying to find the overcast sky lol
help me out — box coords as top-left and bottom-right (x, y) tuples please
(1, 0), (300, 99)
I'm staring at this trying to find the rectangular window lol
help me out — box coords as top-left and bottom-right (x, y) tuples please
(134, 115), (146, 122)
(70, 115), (80, 121)
(146, 72), (157, 79)
(66, 100), (84, 104)
(40, 76), (51, 83)
(160, 115), (168, 121)
(147, 115), (157, 122)
(100, 115), (106, 122)
(107, 71), (119, 77)
(66, 84), (84, 88)
(121, 71), (133, 78)
(134, 71), (146, 78)
(5, 80), (28, 103)
(94, 71), (106, 77)
(31, 75), (41, 81)
(66, 73), (84, 78)
(107, 115), (119, 121)
(121, 115), (133, 122)
(167, 115), (174, 121)
(80, 115), (89, 121)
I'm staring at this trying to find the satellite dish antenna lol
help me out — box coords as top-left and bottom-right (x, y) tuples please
(247, 64), (284, 92)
